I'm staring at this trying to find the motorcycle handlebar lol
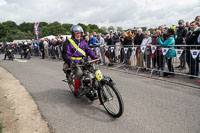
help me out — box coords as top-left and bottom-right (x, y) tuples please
(72, 58), (100, 67)
(88, 58), (100, 64)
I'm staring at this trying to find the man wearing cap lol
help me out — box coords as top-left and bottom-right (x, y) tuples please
(186, 21), (200, 78)
(175, 19), (187, 70)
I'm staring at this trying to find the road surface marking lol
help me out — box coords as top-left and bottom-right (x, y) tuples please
(14, 59), (27, 63)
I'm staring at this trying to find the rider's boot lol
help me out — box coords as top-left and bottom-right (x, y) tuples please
(74, 78), (82, 97)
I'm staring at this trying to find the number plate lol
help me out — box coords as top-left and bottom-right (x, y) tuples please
(95, 70), (103, 81)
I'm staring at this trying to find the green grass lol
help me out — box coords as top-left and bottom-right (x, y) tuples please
(0, 122), (2, 133)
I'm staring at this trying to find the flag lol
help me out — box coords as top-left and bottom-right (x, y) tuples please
(162, 48), (169, 55)
(141, 46), (146, 53)
(132, 47), (137, 55)
(175, 49), (183, 58)
(34, 22), (39, 40)
(118, 48), (121, 55)
(151, 45), (157, 54)
(111, 47), (114, 53)
(124, 48), (128, 54)
(190, 50), (200, 59)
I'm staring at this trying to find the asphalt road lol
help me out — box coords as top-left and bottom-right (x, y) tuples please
(1, 55), (200, 133)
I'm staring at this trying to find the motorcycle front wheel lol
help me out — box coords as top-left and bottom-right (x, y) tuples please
(98, 83), (124, 118)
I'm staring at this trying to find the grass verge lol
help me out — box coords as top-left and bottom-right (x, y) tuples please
(0, 122), (2, 133)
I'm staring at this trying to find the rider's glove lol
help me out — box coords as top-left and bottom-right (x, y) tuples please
(92, 56), (98, 59)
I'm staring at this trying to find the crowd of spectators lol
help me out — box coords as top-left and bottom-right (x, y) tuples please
(1, 16), (200, 78)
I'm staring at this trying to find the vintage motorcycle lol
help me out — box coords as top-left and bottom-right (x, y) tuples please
(8, 49), (14, 61)
(63, 58), (124, 118)
(21, 48), (31, 59)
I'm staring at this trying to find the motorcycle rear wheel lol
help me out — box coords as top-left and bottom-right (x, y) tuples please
(67, 75), (74, 93)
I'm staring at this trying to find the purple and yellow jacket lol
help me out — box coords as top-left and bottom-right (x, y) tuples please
(67, 38), (95, 63)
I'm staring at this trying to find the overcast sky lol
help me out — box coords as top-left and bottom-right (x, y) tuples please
(0, 0), (200, 29)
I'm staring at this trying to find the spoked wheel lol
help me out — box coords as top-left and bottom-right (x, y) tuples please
(98, 84), (124, 118)
(67, 75), (74, 93)
(11, 54), (14, 61)
(27, 53), (31, 59)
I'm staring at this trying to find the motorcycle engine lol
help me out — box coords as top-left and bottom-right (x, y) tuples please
(86, 90), (98, 101)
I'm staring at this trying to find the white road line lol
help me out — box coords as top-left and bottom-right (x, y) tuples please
(14, 59), (28, 63)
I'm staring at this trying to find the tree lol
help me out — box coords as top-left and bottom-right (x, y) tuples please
(100, 26), (107, 34)
(117, 27), (123, 32)
(2, 21), (18, 30)
(62, 23), (73, 33)
(100, 26), (107, 31)
(141, 27), (147, 32)
(78, 23), (90, 34)
(38, 26), (49, 38)
(88, 24), (99, 30)
(2, 21), (18, 36)
(148, 28), (156, 35)
(48, 21), (66, 36)
(39, 22), (48, 27)
(0, 23), (6, 38)
(19, 22), (34, 33)
(0, 21), (111, 41)
(108, 26), (115, 32)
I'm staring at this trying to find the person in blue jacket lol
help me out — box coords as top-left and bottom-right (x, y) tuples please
(158, 29), (176, 77)
(89, 35), (98, 48)
(33, 40), (39, 56)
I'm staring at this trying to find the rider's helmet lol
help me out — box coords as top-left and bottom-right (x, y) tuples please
(70, 25), (84, 38)
(24, 42), (28, 45)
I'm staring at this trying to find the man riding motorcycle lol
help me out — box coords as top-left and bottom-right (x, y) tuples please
(21, 42), (30, 59)
(4, 43), (14, 60)
(62, 25), (96, 97)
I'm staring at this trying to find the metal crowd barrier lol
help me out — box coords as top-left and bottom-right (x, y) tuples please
(94, 42), (200, 79)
